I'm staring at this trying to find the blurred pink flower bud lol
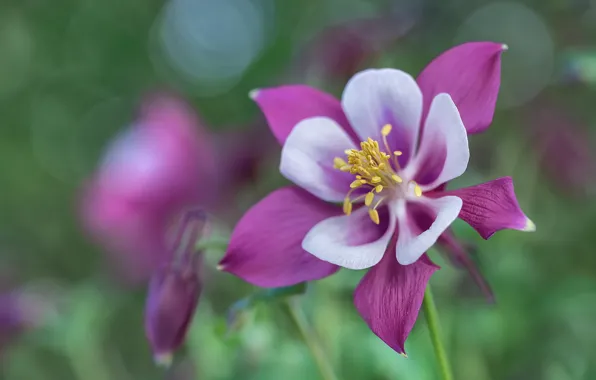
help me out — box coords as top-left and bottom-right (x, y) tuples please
(82, 93), (216, 283)
(144, 210), (206, 366)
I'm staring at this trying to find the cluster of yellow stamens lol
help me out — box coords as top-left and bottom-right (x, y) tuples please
(333, 124), (422, 224)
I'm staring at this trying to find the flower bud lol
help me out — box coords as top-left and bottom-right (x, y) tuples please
(144, 210), (206, 366)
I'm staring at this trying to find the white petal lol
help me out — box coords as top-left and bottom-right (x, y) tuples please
(302, 207), (395, 270)
(280, 117), (357, 202)
(341, 69), (422, 164)
(412, 93), (470, 191)
(396, 196), (462, 265)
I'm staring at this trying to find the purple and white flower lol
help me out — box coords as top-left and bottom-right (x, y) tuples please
(219, 42), (535, 354)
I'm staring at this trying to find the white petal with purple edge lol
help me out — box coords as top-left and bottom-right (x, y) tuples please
(280, 117), (356, 202)
(341, 69), (422, 163)
(413, 93), (469, 191)
(302, 207), (396, 270)
(396, 196), (462, 265)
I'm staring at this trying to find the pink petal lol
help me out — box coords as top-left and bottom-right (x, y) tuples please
(417, 42), (506, 134)
(281, 117), (357, 202)
(342, 69), (422, 166)
(219, 187), (340, 287)
(250, 85), (357, 145)
(441, 177), (534, 239)
(354, 243), (439, 354)
(302, 205), (394, 270)
(409, 93), (469, 190)
(437, 231), (494, 302)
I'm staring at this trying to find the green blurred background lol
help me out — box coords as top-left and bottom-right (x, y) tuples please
(1, 0), (595, 379)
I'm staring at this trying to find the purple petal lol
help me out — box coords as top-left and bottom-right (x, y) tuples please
(417, 42), (506, 134)
(250, 85), (357, 145)
(354, 244), (439, 354)
(441, 177), (534, 239)
(437, 231), (494, 302)
(219, 187), (340, 287)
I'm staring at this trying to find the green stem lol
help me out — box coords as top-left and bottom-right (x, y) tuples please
(284, 299), (338, 380)
(423, 285), (453, 380)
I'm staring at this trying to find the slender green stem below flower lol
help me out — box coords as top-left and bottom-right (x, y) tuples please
(283, 299), (338, 380)
(423, 285), (454, 380)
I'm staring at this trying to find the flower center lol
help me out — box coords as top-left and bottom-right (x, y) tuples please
(333, 124), (422, 224)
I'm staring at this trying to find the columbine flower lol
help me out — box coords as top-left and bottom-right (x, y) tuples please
(81, 93), (216, 283)
(144, 210), (206, 366)
(219, 42), (535, 354)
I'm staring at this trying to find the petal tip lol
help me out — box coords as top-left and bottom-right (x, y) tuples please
(399, 351), (408, 358)
(501, 43), (509, 51)
(216, 263), (226, 271)
(523, 218), (536, 232)
(248, 88), (261, 100)
(396, 254), (415, 266)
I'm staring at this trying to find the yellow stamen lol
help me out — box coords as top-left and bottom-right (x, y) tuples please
(369, 209), (380, 224)
(349, 180), (365, 188)
(333, 125), (408, 225)
(413, 182), (422, 197)
(394, 151), (402, 156)
(334, 157), (348, 169)
(381, 124), (392, 136)
(364, 192), (375, 206)
(343, 198), (352, 215)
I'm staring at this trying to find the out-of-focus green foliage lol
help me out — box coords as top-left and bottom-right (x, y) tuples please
(1, 0), (595, 379)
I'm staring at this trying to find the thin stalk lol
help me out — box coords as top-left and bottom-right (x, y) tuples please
(423, 285), (454, 380)
(283, 299), (338, 380)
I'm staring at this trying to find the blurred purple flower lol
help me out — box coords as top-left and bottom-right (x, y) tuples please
(82, 92), (277, 283)
(81, 93), (216, 283)
(145, 210), (206, 366)
(295, 16), (415, 83)
(526, 101), (595, 196)
(220, 42), (534, 354)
